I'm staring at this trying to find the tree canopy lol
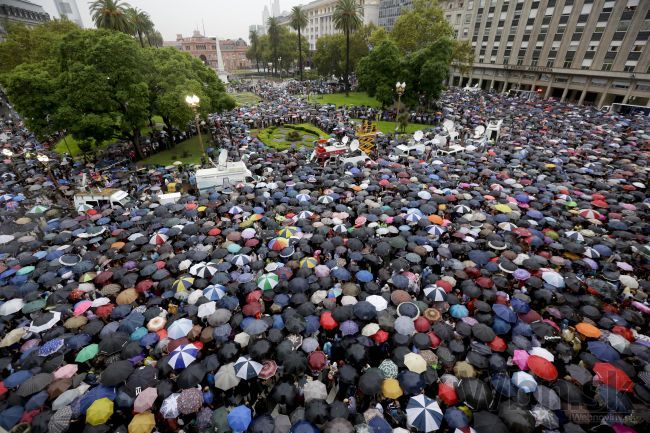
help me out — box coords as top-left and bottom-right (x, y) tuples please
(0, 25), (233, 159)
(312, 32), (369, 79)
(390, 0), (454, 54)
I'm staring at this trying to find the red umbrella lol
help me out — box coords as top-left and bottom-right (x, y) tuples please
(136, 279), (154, 293)
(371, 329), (389, 344)
(320, 312), (338, 331)
(258, 360), (277, 379)
(527, 355), (558, 381)
(593, 362), (633, 392)
(438, 382), (458, 405)
(475, 277), (493, 289)
(307, 351), (327, 371)
(95, 304), (114, 320)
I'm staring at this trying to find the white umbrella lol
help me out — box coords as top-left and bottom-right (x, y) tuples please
(303, 380), (327, 402)
(166, 318), (193, 339)
(214, 363), (241, 391)
(29, 311), (61, 333)
(198, 301), (217, 318)
(234, 356), (263, 380)
(366, 295), (388, 311)
(0, 298), (24, 316)
(160, 393), (180, 419)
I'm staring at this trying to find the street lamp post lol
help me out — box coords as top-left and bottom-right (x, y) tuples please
(395, 82), (406, 136)
(185, 94), (206, 161)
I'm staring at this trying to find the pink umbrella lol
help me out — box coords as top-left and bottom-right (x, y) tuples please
(53, 364), (78, 380)
(73, 300), (92, 316)
(612, 424), (637, 433)
(513, 349), (529, 370)
(314, 265), (330, 278)
(133, 387), (158, 413)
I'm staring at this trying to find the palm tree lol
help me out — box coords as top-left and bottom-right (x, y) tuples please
(333, 0), (362, 94)
(267, 17), (280, 76)
(125, 7), (153, 47)
(90, 0), (132, 33)
(249, 30), (261, 73)
(290, 6), (308, 81)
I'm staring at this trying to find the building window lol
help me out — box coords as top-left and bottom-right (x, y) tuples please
(581, 59), (592, 69)
(547, 58), (555, 67)
(624, 65), (635, 72)
(602, 62), (613, 71)
(517, 57), (524, 65)
(563, 60), (572, 68)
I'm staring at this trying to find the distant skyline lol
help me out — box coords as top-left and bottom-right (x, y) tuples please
(31, 0), (306, 41)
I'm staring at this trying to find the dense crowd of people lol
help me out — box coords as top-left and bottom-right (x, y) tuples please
(0, 81), (648, 433)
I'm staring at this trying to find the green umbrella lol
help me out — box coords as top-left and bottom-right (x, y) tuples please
(257, 273), (279, 291)
(211, 406), (231, 433)
(17, 266), (35, 276)
(76, 343), (99, 362)
(22, 299), (47, 314)
(28, 205), (49, 214)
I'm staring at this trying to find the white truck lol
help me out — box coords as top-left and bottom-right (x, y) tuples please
(73, 189), (130, 209)
(194, 150), (254, 195)
(394, 131), (429, 158)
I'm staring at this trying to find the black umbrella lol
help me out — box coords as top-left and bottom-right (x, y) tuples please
(457, 378), (492, 410)
(358, 368), (383, 395)
(100, 360), (134, 386)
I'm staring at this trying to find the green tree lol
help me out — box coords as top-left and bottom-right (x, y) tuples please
(290, 6), (308, 81)
(356, 40), (402, 107)
(390, 0), (453, 54)
(125, 7), (153, 47)
(404, 38), (453, 106)
(333, 0), (363, 94)
(267, 17), (280, 75)
(312, 31), (369, 79)
(0, 19), (78, 74)
(90, 0), (133, 33)
(247, 30), (261, 73)
(452, 40), (475, 83)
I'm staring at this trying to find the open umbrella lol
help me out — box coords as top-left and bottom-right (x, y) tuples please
(406, 394), (443, 432)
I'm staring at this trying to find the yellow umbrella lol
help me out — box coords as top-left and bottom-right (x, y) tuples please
(116, 288), (138, 305)
(128, 411), (156, 433)
(493, 204), (512, 214)
(403, 353), (427, 373)
(381, 378), (403, 399)
(299, 257), (318, 269)
(453, 361), (476, 378)
(0, 327), (26, 347)
(86, 398), (114, 426)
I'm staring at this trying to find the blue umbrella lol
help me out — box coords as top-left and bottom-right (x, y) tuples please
(368, 416), (392, 433)
(492, 304), (517, 323)
(356, 270), (373, 283)
(331, 267), (351, 281)
(587, 341), (620, 362)
(444, 407), (469, 429)
(290, 420), (320, 433)
(0, 406), (23, 431)
(4, 370), (33, 388)
(228, 405), (252, 432)
(38, 337), (64, 356)
(450, 304), (469, 318)
(406, 394), (443, 432)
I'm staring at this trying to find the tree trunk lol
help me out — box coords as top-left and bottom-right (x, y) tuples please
(137, 30), (145, 48)
(345, 29), (350, 96)
(298, 28), (303, 81)
(131, 128), (144, 160)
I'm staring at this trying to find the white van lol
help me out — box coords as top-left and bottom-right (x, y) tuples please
(194, 150), (254, 195)
(73, 189), (130, 209)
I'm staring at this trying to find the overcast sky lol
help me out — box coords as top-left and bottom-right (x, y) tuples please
(33, 0), (305, 41)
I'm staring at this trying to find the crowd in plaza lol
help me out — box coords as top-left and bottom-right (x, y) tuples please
(0, 81), (648, 433)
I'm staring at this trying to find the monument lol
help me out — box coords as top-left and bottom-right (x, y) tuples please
(215, 35), (228, 84)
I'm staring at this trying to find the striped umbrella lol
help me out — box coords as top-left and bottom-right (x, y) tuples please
(318, 195), (334, 204)
(426, 225), (446, 236)
(497, 222), (518, 231)
(203, 284), (227, 301)
(257, 273), (279, 291)
(406, 394), (443, 432)
(297, 211), (314, 219)
(231, 254), (251, 267)
(233, 356), (263, 380)
(454, 205), (471, 215)
(406, 213), (423, 223)
(172, 277), (194, 292)
(278, 226), (300, 238)
(268, 237), (289, 251)
(228, 206), (243, 215)
(333, 224), (348, 234)
(190, 262), (218, 279)
(296, 193), (311, 202)
(579, 209), (601, 219)
(424, 285), (447, 302)
(168, 343), (200, 369)
(299, 257), (318, 269)
(150, 233), (169, 245)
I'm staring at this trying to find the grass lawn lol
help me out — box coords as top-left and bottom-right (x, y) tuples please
(137, 135), (204, 166)
(232, 92), (261, 107)
(257, 123), (329, 150)
(353, 119), (431, 135)
(307, 92), (381, 108)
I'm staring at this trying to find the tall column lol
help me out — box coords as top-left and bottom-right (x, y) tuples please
(544, 75), (554, 98)
(578, 78), (591, 105)
(598, 79), (612, 108)
(478, 77), (483, 88)
(622, 79), (635, 104)
(560, 82), (570, 102)
(489, 78), (495, 90)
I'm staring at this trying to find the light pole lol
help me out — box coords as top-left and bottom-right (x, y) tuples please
(36, 154), (65, 200)
(185, 94), (206, 160)
(395, 82), (406, 135)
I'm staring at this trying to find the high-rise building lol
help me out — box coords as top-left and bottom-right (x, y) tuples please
(249, 24), (266, 36)
(442, 0), (649, 107)
(378, 0), (412, 30)
(0, 0), (50, 41)
(279, 0), (380, 51)
(271, 0), (281, 17)
(262, 5), (270, 24)
(53, 0), (82, 27)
